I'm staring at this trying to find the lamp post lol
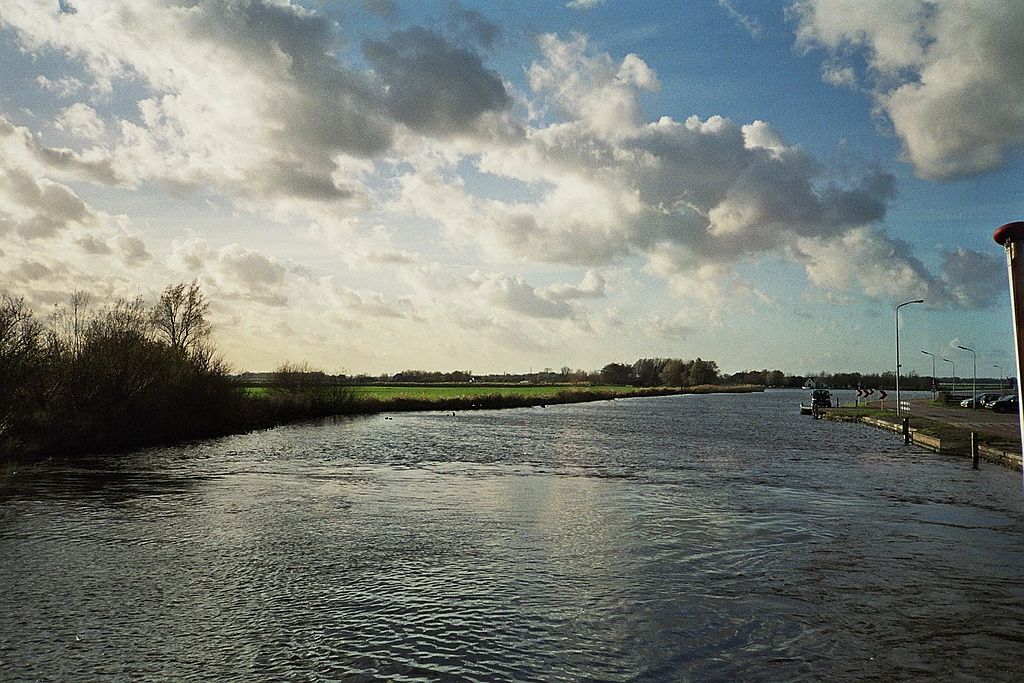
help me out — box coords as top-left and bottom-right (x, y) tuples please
(958, 345), (977, 408)
(921, 350), (936, 401)
(943, 358), (956, 400)
(896, 299), (924, 416)
(994, 364), (1003, 392)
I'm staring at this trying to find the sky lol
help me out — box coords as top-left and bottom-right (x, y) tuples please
(0, 0), (1022, 377)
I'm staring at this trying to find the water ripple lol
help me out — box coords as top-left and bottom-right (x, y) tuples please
(1, 391), (1022, 681)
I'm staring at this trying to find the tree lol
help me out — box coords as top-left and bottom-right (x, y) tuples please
(600, 362), (635, 385)
(273, 361), (327, 393)
(687, 358), (719, 385)
(659, 359), (686, 387)
(0, 295), (44, 441)
(633, 358), (666, 387)
(152, 281), (211, 355)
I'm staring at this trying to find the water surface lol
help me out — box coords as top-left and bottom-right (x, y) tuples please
(2, 390), (1022, 681)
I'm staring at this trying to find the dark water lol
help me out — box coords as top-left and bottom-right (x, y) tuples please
(1, 390), (1022, 681)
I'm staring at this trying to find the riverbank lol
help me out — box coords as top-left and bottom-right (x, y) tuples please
(3, 383), (765, 463)
(244, 383), (765, 425)
(822, 405), (1022, 471)
(346, 382), (763, 411)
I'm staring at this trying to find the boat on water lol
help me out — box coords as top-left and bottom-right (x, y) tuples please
(799, 388), (832, 416)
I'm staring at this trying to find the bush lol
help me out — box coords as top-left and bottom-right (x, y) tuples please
(1, 285), (241, 460)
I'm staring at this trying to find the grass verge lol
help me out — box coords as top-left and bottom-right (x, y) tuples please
(823, 406), (1016, 450)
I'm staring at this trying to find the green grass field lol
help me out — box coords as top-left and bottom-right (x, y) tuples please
(241, 383), (762, 401)
(240, 384), (632, 398)
(349, 384), (634, 400)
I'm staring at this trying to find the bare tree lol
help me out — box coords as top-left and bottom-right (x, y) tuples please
(48, 290), (91, 358)
(152, 281), (211, 354)
(273, 361), (327, 393)
(0, 294), (44, 439)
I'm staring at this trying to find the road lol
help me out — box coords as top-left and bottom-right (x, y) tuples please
(905, 399), (1021, 442)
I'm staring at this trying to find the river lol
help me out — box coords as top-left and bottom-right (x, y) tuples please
(1, 390), (1022, 681)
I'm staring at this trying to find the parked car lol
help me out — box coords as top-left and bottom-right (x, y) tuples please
(990, 394), (1018, 413)
(961, 392), (1003, 408)
(982, 394), (1007, 408)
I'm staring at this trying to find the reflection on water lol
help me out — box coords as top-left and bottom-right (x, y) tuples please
(1, 390), (1022, 681)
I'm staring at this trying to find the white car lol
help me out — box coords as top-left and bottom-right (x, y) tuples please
(961, 392), (1002, 408)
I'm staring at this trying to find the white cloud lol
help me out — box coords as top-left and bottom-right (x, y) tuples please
(821, 61), (857, 88)
(542, 270), (606, 300)
(2, 0), (512, 215)
(35, 74), (84, 98)
(471, 271), (575, 319)
(940, 247), (1004, 309)
(796, 228), (940, 303)
(794, 0), (1024, 178)
(0, 3), (1006, 378)
(718, 0), (764, 38)
(528, 33), (659, 138)
(55, 103), (106, 142)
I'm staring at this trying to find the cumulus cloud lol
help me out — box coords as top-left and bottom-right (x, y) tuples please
(794, 0), (1024, 178)
(328, 280), (415, 320)
(542, 270), (606, 300)
(35, 74), (83, 97)
(471, 271), (575, 320)
(447, 2), (501, 50)
(75, 233), (111, 255)
(172, 240), (290, 306)
(1, 1), (510, 213)
(55, 103), (106, 142)
(940, 247), (1005, 309)
(528, 33), (659, 137)
(0, 116), (119, 185)
(0, 0), (1002, 369)
(115, 234), (151, 265)
(797, 228), (939, 303)
(399, 36), (897, 277)
(0, 168), (94, 239)
(795, 230), (1005, 309)
(385, 32), (979, 315)
(363, 26), (511, 135)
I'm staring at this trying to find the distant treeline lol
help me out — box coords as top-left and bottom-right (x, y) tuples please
(7, 282), (990, 461)
(752, 370), (1010, 391)
(238, 363), (973, 392)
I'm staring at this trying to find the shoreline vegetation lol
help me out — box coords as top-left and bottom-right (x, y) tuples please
(1, 283), (765, 463)
(290, 382), (764, 417)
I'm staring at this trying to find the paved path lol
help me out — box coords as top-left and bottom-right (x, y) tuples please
(904, 399), (1021, 442)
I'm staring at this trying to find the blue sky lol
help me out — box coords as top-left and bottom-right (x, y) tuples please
(0, 0), (1021, 377)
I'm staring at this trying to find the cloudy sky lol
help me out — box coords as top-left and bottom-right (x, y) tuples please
(1, 0), (1021, 376)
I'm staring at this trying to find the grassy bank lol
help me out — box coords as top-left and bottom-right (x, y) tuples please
(244, 382), (765, 418)
(822, 406), (1019, 454)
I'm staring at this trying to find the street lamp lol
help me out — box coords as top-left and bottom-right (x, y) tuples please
(943, 358), (956, 400)
(896, 299), (924, 416)
(958, 345), (977, 408)
(921, 350), (936, 401)
(994, 364), (1003, 392)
